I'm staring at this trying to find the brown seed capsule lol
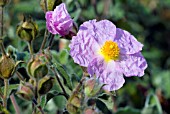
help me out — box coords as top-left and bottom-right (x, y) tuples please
(38, 76), (54, 95)
(66, 104), (79, 114)
(27, 55), (48, 79)
(66, 92), (82, 113)
(40, 0), (62, 12)
(0, 55), (15, 79)
(16, 16), (38, 42)
(16, 82), (35, 101)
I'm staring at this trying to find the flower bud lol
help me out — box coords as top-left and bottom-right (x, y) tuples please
(70, 95), (81, 108)
(16, 82), (34, 101)
(38, 76), (54, 95)
(40, 0), (62, 12)
(16, 16), (38, 42)
(27, 56), (48, 79)
(66, 93), (82, 113)
(84, 78), (103, 97)
(45, 3), (73, 36)
(0, 0), (9, 7)
(0, 55), (15, 79)
(66, 104), (78, 114)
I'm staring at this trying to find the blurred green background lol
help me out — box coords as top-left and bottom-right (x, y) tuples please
(1, 0), (170, 114)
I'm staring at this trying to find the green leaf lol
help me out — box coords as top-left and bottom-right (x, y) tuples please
(1, 84), (19, 97)
(98, 97), (113, 111)
(46, 90), (66, 110)
(95, 99), (112, 114)
(46, 90), (60, 105)
(115, 107), (140, 114)
(46, 90), (68, 105)
(40, 95), (46, 109)
(58, 49), (69, 65)
(141, 93), (162, 114)
(54, 63), (73, 90)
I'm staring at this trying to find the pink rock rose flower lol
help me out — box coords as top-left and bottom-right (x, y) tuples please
(45, 3), (73, 36)
(69, 19), (147, 91)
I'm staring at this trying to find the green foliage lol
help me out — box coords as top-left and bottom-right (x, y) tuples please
(1, 84), (19, 97)
(115, 107), (140, 114)
(153, 71), (170, 98)
(95, 98), (112, 114)
(1, 0), (170, 113)
(142, 93), (162, 114)
(55, 62), (73, 90)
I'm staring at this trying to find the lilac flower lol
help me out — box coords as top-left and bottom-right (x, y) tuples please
(45, 3), (73, 36)
(69, 20), (147, 91)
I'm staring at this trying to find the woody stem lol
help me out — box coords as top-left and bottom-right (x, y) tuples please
(0, 6), (6, 56)
(3, 79), (8, 108)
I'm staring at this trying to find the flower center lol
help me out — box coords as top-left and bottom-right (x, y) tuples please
(100, 41), (120, 62)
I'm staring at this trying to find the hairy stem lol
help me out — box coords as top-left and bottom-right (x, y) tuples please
(48, 34), (54, 49)
(10, 94), (21, 114)
(32, 99), (45, 114)
(0, 88), (3, 100)
(28, 41), (34, 56)
(36, 79), (40, 104)
(0, 6), (6, 56)
(0, 6), (3, 36)
(40, 29), (48, 51)
(3, 79), (8, 108)
(0, 40), (6, 56)
(16, 71), (24, 81)
(44, 0), (48, 12)
(39, 0), (48, 52)
(51, 66), (69, 99)
(71, 73), (86, 99)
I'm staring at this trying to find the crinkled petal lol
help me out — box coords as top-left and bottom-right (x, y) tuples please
(52, 3), (70, 20)
(88, 57), (125, 91)
(102, 71), (125, 91)
(80, 20), (116, 46)
(54, 19), (73, 36)
(119, 52), (147, 77)
(114, 28), (143, 54)
(45, 3), (73, 36)
(93, 20), (117, 45)
(45, 11), (58, 34)
(69, 25), (100, 66)
(69, 20), (117, 66)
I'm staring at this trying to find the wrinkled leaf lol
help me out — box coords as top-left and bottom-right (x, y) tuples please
(46, 90), (60, 105)
(98, 97), (113, 111)
(2, 84), (19, 97)
(95, 98), (112, 114)
(59, 49), (69, 65)
(46, 90), (68, 106)
(54, 63), (73, 90)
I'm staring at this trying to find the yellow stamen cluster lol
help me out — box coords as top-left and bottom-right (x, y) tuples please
(100, 41), (120, 62)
